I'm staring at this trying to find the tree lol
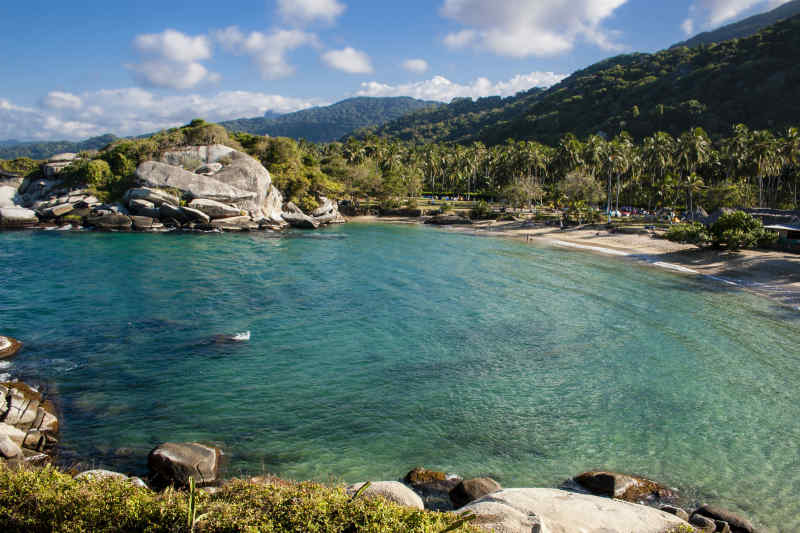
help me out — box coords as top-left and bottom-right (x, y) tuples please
(676, 127), (712, 219)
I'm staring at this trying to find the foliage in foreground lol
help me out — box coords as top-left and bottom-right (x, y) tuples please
(0, 465), (479, 533)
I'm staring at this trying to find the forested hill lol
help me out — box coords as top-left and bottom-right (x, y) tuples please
(672, 0), (800, 48)
(371, 14), (800, 146)
(0, 134), (117, 160)
(220, 96), (438, 142)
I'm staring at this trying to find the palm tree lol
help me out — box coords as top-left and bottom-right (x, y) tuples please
(676, 127), (712, 220)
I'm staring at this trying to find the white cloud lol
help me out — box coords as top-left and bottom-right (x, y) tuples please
(130, 29), (218, 89)
(277, 0), (346, 24)
(42, 91), (83, 110)
(440, 0), (628, 57)
(0, 90), (325, 141)
(322, 47), (373, 74)
(682, 0), (791, 34)
(402, 59), (429, 74)
(356, 71), (567, 102)
(214, 26), (318, 79)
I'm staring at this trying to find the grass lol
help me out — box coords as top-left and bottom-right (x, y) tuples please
(0, 464), (480, 533)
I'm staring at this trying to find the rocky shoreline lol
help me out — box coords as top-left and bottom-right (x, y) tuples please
(0, 333), (761, 533)
(0, 146), (345, 233)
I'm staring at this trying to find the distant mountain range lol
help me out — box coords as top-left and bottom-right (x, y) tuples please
(672, 0), (800, 48)
(219, 96), (439, 142)
(0, 134), (118, 161)
(371, 14), (800, 145)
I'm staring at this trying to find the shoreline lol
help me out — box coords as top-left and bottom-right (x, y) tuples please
(351, 215), (800, 311)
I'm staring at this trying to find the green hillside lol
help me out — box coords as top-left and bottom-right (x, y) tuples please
(372, 14), (800, 146)
(672, 0), (800, 48)
(220, 96), (438, 142)
(0, 134), (117, 160)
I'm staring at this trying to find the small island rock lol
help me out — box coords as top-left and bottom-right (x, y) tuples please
(0, 336), (23, 359)
(693, 505), (756, 533)
(148, 442), (222, 487)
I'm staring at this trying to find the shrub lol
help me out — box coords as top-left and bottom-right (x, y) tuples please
(470, 200), (493, 220)
(708, 211), (773, 250)
(665, 222), (709, 245)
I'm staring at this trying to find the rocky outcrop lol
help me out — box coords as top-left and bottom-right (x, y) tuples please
(0, 336), (22, 359)
(148, 442), (222, 487)
(180, 206), (211, 224)
(312, 196), (346, 224)
(450, 477), (502, 508)
(347, 481), (424, 510)
(282, 202), (320, 229)
(85, 214), (132, 231)
(0, 382), (59, 466)
(124, 187), (180, 207)
(263, 186), (285, 224)
(461, 488), (688, 533)
(136, 161), (255, 204)
(571, 471), (677, 505)
(208, 216), (258, 231)
(0, 207), (38, 227)
(189, 198), (242, 219)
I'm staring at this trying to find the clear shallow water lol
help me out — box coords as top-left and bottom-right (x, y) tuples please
(1, 224), (799, 531)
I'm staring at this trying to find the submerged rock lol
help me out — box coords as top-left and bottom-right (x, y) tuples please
(148, 442), (222, 487)
(693, 505), (756, 533)
(461, 488), (687, 533)
(571, 471), (677, 504)
(347, 481), (424, 510)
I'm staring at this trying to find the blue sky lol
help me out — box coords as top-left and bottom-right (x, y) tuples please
(0, 0), (790, 140)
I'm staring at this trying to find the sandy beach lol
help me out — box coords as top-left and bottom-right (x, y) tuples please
(350, 216), (800, 309)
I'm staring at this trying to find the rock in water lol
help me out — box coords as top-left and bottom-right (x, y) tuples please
(693, 505), (756, 533)
(0, 336), (22, 359)
(346, 481), (424, 510)
(461, 488), (688, 533)
(189, 198), (242, 219)
(450, 477), (502, 508)
(85, 214), (132, 231)
(148, 442), (222, 487)
(281, 202), (320, 229)
(404, 467), (462, 511)
(571, 471), (676, 504)
(180, 206), (211, 224)
(125, 187), (181, 207)
(0, 207), (38, 227)
(0, 382), (59, 462)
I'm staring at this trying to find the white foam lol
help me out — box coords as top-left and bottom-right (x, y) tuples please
(232, 331), (251, 342)
(651, 262), (699, 274)
(550, 240), (630, 256)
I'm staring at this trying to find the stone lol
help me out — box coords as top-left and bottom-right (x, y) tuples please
(313, 196), (345, 224)
(263, 185), (285, 224)
(461, 488), (688, 533)
(129, 198), (155, 213)
(660, 505), (690, 522)
(0, 435), (24, 465)
(180, 206), (211, 223)
(0, 185), (20, 208)
(75, 469), (130, 481)
(160, 145), (236, 168)
(282, 202), (320, 229)
(0, 382), (59, 440)
(85, 214), (132, 231)
(347, 481), (424, 510)
(0, 207), (38, 227)
(690, 514), (717, 533)
(188, 198), (242, 219)
(148, 442), (222, 487)
(425, 214), (472, 225)
(404, 467), (463, 511)
(209, 216), (258, 231)
(693, 505), (756, 533)
(715, 521), (732, 533)
(131, 216), (163, 231)
(159, 203), (186, 222)
(312, 196), (336, 217)
(136, 161), (255, 204)
(571, 471), (676, 504)
(0, 336), (23, 359)
(0, 423), (27, 447)
(450, 477), (502, 508)
(77, 195), (99, 208)
(125, 187), (181, 207)
(47, 203), (74, 218)
(196, 163), (223, 175)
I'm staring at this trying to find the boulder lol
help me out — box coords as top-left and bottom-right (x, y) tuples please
(0, 185), (20, 208)
(160, 145), (236, 168)
(690, 514), (717, 533)
(425, 215), (472, 225)
(0, 207), (38, 227)
(0, 423), (27, 447)
(404, 467), (462, 511)
(209, 216), (258, 231)
(450, 477), (502, 508)
(461, 488), (688, 533)
(312, 196), (336, 217)
(660, 505), (690, 522)
(693, 505), (756, 533)
(181, 206), (211, 224)
(131, 216), (164, 231)
(136, 161), (255, 204)
(76, 195), (100, 208)
(85, 214), (132, 231)
(189, 198), (242, 219)
(0, 435), (24, 465)
(125, 187), (181, 207)
(347, 481), (424, 510)
(0, 336), (23, 359)
(571, 471), (677, 504)
(263, 185), (285, 224)
(0, 382), (59, 452)
(210, 151), (272, 216)
(148, 442), (222, 487)
(129, 198), (155, 213)
(46, 203), (74, 218)
(159, 203), (186, 223)
(282, 202), (320, 229)
(312, 196), (345, 224)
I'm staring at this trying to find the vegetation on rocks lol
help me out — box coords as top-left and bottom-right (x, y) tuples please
(0, 465), (479, 533)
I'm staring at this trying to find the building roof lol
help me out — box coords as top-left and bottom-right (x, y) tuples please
(764, 224), (800, 231)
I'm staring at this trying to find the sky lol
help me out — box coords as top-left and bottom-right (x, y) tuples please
(0, 0), (791, 141)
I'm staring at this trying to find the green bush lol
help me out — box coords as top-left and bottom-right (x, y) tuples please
(470, 200), (493, 220)
(0, 465), (479, 533)
(665, 222), (709, 245)
(708, 211), (773, 250)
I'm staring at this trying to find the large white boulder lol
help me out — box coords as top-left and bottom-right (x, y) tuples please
(135, 161), (255, 204)
(160, 145), (236, 168)
(0, 207), (38, 227)
(188, 198), (242, 219)
(347, 481), (424, 510)
(461, 488), (688, 533)
(0, 185), (20, 208)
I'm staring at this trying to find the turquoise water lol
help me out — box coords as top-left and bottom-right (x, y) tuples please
(1, 224), (798, 531)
